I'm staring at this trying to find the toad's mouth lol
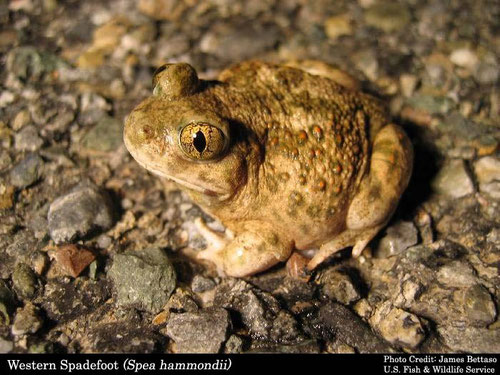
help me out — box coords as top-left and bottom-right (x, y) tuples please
(134, 158), (230, 200)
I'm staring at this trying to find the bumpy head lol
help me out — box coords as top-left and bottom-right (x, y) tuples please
(124, 63), (249, 201)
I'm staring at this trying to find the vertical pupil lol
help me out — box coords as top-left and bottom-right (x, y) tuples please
(193, 130), (207, 153)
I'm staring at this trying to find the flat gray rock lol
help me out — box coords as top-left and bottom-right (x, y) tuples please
(167, 308), (230, 353)
(108, 247), (176, 314)
(47, 181), (115, 244)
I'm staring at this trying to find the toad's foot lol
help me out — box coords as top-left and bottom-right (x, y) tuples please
(307, 225), (383, 270)
(195, 219), (293, 277)
(308, 123), (413, 270)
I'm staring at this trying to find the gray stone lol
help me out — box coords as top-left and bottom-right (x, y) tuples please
(324, 14), (353, 40)
(0, 280), (14, 325)
(199, 21), (281, 62)
(10, 153), (44, 188)
(5, 230), (38, 267)
(0, 150), (12, 171)
(7, 46), (66, 82)
(167, 308), (230, 353)
(0, 279), (14, 307)
(436, 260), (478, 287)
(81, 115), (123, 152)
(155, 34), (190, 60)
(432, 159), (475, 198)
(78, 93), (110, 126)
(28, 341), (55, 354)
(474, 62), (499, 85)
(269, 310), (302, 343)
(191, 275), (216, 293)
(376, 221), (419, 258)
(12, 263), (38, 299)
(47, 181), (115, 244)
(364, 2), (411, 32)
(248, 339), (321, 353)
(458, 285), (497, 327)
(369, 301), (425, 349)
(14, 125), (43, 151)
(0, 337), (13, 353)
(88, 322), (162, 353)
(41, 279), (110, 323)
(11, 302), (43, 335)
(406, 94), (455, 115)
(450, 48), (479, 70)
(311, 302), (392, 353)
(164, 287), (199, 313)
(474, 156), (500, 200)
(437, 326), (500, 353)
(0, 302), (9, 326)
(318, 268), (360, 305)
(47, 108), (75, 132)
(272, 276), (316, 303)
(214, 279), (303, 343)
(108, 247), (176, 313)
(224, 334), (244, 353)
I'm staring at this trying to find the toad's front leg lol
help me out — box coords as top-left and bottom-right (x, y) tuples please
(195, 219), (293, 277)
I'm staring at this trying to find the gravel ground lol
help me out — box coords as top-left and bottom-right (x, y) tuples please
(0, 0), (499, 353)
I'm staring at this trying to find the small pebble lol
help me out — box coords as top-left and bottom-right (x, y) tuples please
(459, 284), (497, 326)
(50, 244), (96, 278)
(474, 62), (499, 85)
(369, 301), (425, 349)
(81, 115), (123, 152)
(324, 14), (352, 40)
(431, 159), (475, 198)
(137, 0), (190, 21)
(0, 337), (13, 353)
(450, 48), (479, 70)
(224, 334), (244, 354)
(0, 91), (15, 108)
(14, 125), (43, 151)
(31, 251), (48, 275)
(10, 153), (44, 188)
(108, 247), (176, 313)
(12, 263), (38, 300)
(12, 110), (31, 131)
(12, 302), (43, 336)
(191, 275), (216, 293)
(47, 181), (115, 244)
(376, 221), (419, 258)
(436, 261), (477, 288)
(474, 156), (500, 199)
(364, 2), (411, 32)
(0, 184), (15, 210)
(166, 308), (231, 353)
(399, 74), (418, 97)
(318, 268), (361, 305)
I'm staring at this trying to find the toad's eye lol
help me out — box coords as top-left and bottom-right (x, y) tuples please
(179, 122), (227, 161)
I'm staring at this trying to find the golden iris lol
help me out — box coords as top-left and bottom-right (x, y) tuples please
(179, 122), (226, 160)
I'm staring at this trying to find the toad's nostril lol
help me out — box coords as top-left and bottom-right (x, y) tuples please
(142, 125), (152, 135)
(138, 125), (154, 141)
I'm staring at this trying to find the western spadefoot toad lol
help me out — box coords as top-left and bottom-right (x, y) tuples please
(124, 60), (413, 277)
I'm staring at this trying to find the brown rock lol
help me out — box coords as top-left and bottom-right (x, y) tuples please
(137, 0), (189, 21)
(50, 244), (96, 278)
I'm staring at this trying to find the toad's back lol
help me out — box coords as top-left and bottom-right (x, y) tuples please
(208, 61), (391, 248)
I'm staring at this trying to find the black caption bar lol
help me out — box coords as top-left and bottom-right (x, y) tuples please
(1, 353), (499, 374)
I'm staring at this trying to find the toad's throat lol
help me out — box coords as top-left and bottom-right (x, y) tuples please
(135, 159), (230, 200)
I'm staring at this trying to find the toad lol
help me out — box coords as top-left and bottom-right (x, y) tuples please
(124, 60), (413, 277)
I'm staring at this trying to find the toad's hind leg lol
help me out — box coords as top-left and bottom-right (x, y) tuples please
(308, 124), (413, 270)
